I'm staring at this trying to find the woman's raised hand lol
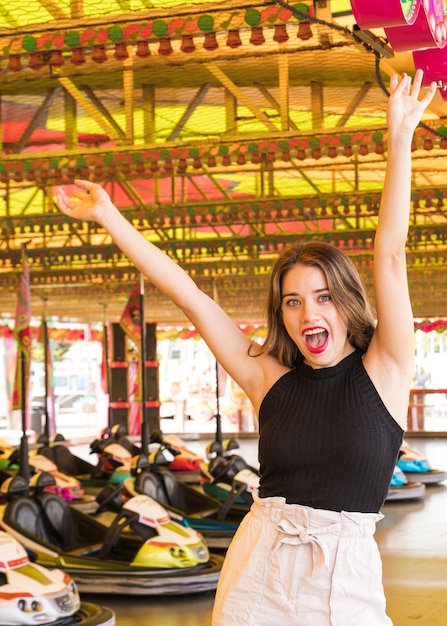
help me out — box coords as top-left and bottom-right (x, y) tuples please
(387, 69), (437, 139)
(56, 179), (114, 224)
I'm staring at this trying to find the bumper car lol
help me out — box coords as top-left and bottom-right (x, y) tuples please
(397, 441), (447, 484)
(1, 445), (94, 507)
(37, 433), (133, 489)
(0, 438), (14, 463)
(0, 472), (223, 596)
(200, 439), (260, 521)
(148, 430), (203, 482)
(28, 453), (85, 501)
(38, 435), (99, 485)
(89, 441), (133, 485)
(0, 440), (17, 483)
(0, 530), (115, 626)
(99, 426), (203, 483)
(96, 454), (240, 550)
(386, 465), (426, 501)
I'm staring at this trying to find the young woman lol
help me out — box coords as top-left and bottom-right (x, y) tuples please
(57, 70), (436, 625)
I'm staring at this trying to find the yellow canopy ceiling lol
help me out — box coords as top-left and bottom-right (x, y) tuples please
(1, 0), (447, 324)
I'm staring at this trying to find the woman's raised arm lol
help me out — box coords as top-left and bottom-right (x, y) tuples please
(364, 70), (436, 426)
(56, 180), (269, 406)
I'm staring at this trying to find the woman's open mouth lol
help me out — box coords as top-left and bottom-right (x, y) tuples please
(303, 327), (329, 354)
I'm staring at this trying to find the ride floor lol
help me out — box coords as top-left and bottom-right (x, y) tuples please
(79, 436), (447, 626)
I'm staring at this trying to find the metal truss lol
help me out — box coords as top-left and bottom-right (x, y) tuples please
(1, 0), (447, 321)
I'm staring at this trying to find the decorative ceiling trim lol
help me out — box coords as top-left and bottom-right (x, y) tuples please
(1, 223), (447, 277)
(1, 1), (316, 72)
(0, 125), (446, 186)
(1, 186), (447, 232)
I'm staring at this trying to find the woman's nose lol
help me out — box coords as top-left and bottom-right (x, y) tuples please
(301, 300), (317, 323)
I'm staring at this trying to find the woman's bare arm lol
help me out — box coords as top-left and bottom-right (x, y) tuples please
(56, 181), (280, 409)
(364, 70), (436, 427)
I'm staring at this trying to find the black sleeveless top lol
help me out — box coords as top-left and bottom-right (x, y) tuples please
(258, 350), (404, 513)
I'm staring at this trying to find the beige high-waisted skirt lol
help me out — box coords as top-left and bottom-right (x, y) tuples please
(212, 493), (392, 626)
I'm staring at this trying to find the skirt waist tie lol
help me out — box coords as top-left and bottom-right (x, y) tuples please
(274, 516), (343, 575)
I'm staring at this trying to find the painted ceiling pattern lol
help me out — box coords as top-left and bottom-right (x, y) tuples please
(0, 0), (447, 324)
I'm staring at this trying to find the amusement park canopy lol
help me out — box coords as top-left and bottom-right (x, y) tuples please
(1, 0), (447, 324)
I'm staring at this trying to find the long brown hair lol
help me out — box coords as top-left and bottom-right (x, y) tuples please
(255, 241), (376, 367)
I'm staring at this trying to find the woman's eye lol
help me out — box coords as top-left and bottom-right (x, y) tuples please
(319, 294), (331, 302)
(286, 299), (300, 307)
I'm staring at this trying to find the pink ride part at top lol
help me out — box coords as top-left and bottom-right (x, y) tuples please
(351, 0), (447, 50)
(414, 45), (447, 81)
(408, 1), (447, 99)
(386, 0), (447, 51)
(350, 0), (423, 29)
(350, 0), (447, 101)
(413, 46), (447, 100)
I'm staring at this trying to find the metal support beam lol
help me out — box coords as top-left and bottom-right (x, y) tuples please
(311, 81), (324, 129)
(142, 84), (156, 143)
(16, 89), (60, 153)
(254, 81), (298, 131)
(39, 0), (69, 20)
(58, 77), (124, 140)
(64, 90), (77, 150)
(168, 83), (212, 141)
(278, 54), (291, 132)
(337, 82), (373, 127)
(123, 54), (135, 144)
(225, 89), (237, 135)
(204, 61), (278, 132)
(69, 0), (84, 19)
